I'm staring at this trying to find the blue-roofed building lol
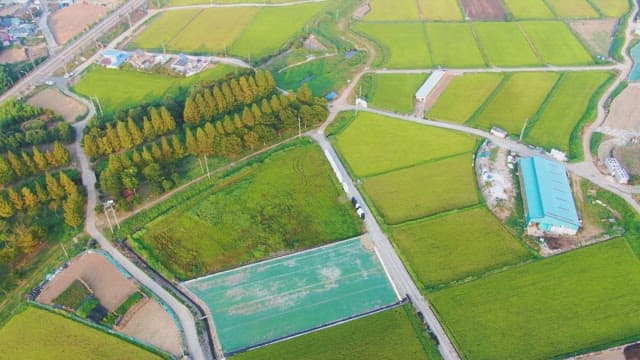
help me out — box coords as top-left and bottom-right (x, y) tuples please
(100, 49), (129, 69)
(519, 156), (581, 235)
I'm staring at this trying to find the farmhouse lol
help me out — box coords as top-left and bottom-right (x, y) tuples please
(519, 156), (580, 235)
(415, 70), (445, 102)
(100, 49), (128, 69)
(605, 157), (630, 184)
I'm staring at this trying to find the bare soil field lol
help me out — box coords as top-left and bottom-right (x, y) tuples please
(615, 145), (640, 176)
(27, 88), (86, 122)
(572, 341), (640, 360)
(604, 85), (640, 133)
(36, 252), (137, 312)
(424, 72), (455, 112)
(119, 299), (183, 356)
(50, 3), (108, 45)
(570, 19), (617, 56)
(0, 44), (47, 64)
(460, 0), (506, 20)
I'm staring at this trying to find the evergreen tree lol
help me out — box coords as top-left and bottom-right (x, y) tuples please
(238, 76), (253, 103)
(215, 121), (226, 136)
(160, 137), (173, 159)
(255, 70), (268, 96)
(160, 107), (176, 132)
(142, 147), (154, 164)
(14, 225), (41, 253)
(107, 154), (123, 174)
(221, 82), (236, 108)
(244, 131), (260, 151)
(221, 135), (243, 158)
(45, 172), (65, 200)
(131, 149), (144, 165)
(119, 152), (133, 169)
(196, 128), (211, 155)
(172, 135), (187, 159)
(149, 107), (164, 134)
(7, 188), (23, 210)
(143, 116), (156, 140)
(116, 121), (133, 150)
(261, 99), (273, 114)
(32, 147), (48, 171)
(21, 187), (38, 209)
(99, 169), (121, 195)
(82, 132), (100, 159)
(20, 152), (35, 176)
(242, 107), (255, 127)
(297, 83), (312, 103)
(265, 70), (276, 91)
(34, 182), (48, 203)
(63, 194), (84, 228)
(0, 156), (15, 185)
(59, 172), (78, 197)
(234, 114), (243, 129)
(248, 76), (259, 99)
(270, 95), (282, 112)
(0, 194), (14, 218)
(230, 79), (244, 104)
(185, 128), (198, 156)
(213, 86), (227, 113)
(195, 94), (208, 123)
(223, 116), (235, 134)
(251, 103), (262, 121)
(151, 142), (163, 161)
(121, 167), (139, 191)
(105, 124), (121, 151)
(98, 136), (113, 157)
(128, 118), (144, 146)
(279, 93), (289, 108)
(184, 96), (200, 124)
(203, 89), (217, 120)
(204, 122), (217, 140)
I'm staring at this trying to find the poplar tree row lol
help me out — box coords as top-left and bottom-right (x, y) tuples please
(0, 142), (71, 187)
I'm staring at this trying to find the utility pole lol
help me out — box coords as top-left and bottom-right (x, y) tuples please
(161, 40), (166, 54)
(92, 96), (104, 117)
(298, 116), (301, 137)
(60, 243), (69, 260)
(519, 118), (529, 142)
(103, 200), (120, 234)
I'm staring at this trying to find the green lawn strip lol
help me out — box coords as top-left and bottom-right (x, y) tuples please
(474, 72), (560, 133)
(53, 280), (91, 309)
(0, 306), (164, 359)
(473, 22), (542, 67)
(133, 141), (361, 279)
(354, 22), (431, 68)
(392, 207), (534, 290)
(525, 71), (612, 153)
(363, 153), (479, 225)
(502, 0), (555, 19)
(544, 0), (600, 18)
(426, 23), (486, 68)
(359, 73), (429, 113)
(427, 73), (503, 124)
(590, 132), (605, 156)
(231, 305), (440, 360)
(432, 239), (640, 360)
(334, 111), (476, 178)
(521, 21), (594, 65)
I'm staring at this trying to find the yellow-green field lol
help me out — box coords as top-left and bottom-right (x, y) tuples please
(365, 0), (420, 20)
(356, 22), (432, 69)
(545, 0), (600, 17)
(360, 73), (429, 113)
(426, 23), (486, 67)
(502, 0), (554, 19)
(520, 21), (594, 65)
(473, 22), (541, 67)
(419, 0), (463, 20)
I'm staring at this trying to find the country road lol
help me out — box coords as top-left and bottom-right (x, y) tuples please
(38, 0), (59, 53)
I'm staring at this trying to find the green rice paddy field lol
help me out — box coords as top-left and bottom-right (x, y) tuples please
(418, 0), (463, 20)
(131, 141), (361, 279)
(0, 307), (161, 359)
(73, 65), (236, 117)
(132, 3), (326, 59)
(502, 0), (555, 19)
(334, 112), (476, 177)
(356, 22), (432, 69)
(359, 73), (428, 113)
(431, 238), (640, 360)
(363, 153), (479, 224)
(232, 305), (440, 360)
(392, 207), (532, 289)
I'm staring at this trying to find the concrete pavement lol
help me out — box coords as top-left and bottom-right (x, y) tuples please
(38, 0), (59, 54)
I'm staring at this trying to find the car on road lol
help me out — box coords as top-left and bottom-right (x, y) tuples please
(44, 80), (54, 86)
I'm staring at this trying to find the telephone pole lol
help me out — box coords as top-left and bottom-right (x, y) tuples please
(103, 200), (120, 234)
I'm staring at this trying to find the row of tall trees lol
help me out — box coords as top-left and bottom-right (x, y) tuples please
(82, 106), (177, 159)
(0, 121), (74, 154)
(0, 142), (71, 187)
(183, 70), (277, 124)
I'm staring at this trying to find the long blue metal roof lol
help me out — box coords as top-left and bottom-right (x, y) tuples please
(520, 157), (580, 229)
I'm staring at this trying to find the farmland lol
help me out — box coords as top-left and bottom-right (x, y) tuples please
(359, 73), (429, 113)
(525, 71), (612, 153)
(431, 239), (640, 360)
(73, 65), (235, 117)
(392, 207), (532, 289)
(0, 307), (162, 359)
(520, 21), (594, 65)
(545, 0), (600, 18)
(427, 73), (503, 123)
(334, 112), (477, 177)
(501, 0), (554, 19)
(365, 0), (420, 20)
(363, 153), (479, 224)
(473, 22), (540, 67)
(418, 0), (463, 20)
(130, 141), (361, 279)
(355, 22), (431, 69)
(232, 305), (440, 360)
(131, 3), (326, 60)
(426, 23), (486, 68)
(590, 0), (630, 17)
(474, 72), (560, 133)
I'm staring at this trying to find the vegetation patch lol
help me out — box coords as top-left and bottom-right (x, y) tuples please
(426, 23), (486, 68)
(544, 0), (600, 18)
(355, 22), (431, 69)
(232, 305), (440, 360)
(520, 21), (594, 65)
(365, 0), (420, 20)
(363, 153), (479, 224)
(427, 73), (503, 124)
(418, 0), (463, 20)
(392, 207), (532, 289)
(0, 307), (161, 359)
(53, 280), (91, 310)
(501, 0), (554, 19)
(590, 0), (630, 17)
(359, 73), (429, 114)
(431, 239), (640, 360)
(334, 112), (476, 177)
(473, 22), (541, 67)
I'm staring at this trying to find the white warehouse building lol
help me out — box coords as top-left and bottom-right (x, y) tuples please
(415, 70), (445, 102)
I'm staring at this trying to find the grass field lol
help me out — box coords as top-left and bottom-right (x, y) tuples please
(501, 0), (554, 19)
(426, 23), (486, 68)
(135, 142), (361, 279)
(520, 21), (594, 65)
(360, 73), (428, 113)
(232, 305), (440, 360)
(363, 153), (478, 224)
(73, 65), (235, 117)
(525, 71), (612, 152)
(545, 0), (600, 17)
(365, 0), (420, 20)
(427, 73), (503, 124)
(356, 22), (431, 69)
(590, 0), (630, 16)
(419, 0), (463, 20)
(431, 239), (640, 360)
(334, 112), (476, 177)
(474, 72), (560, 133)
(392, 207), (532, 289)
(0, 307), (161, 359)
(131, 9), (200, 50)
(473, 22), (541, 67)
(185, 238), (398, 353)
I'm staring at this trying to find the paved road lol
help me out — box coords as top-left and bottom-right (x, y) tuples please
(64, 89), (207, 360)
(38, 0), (59, 53)
(0, 0), (146, 102)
